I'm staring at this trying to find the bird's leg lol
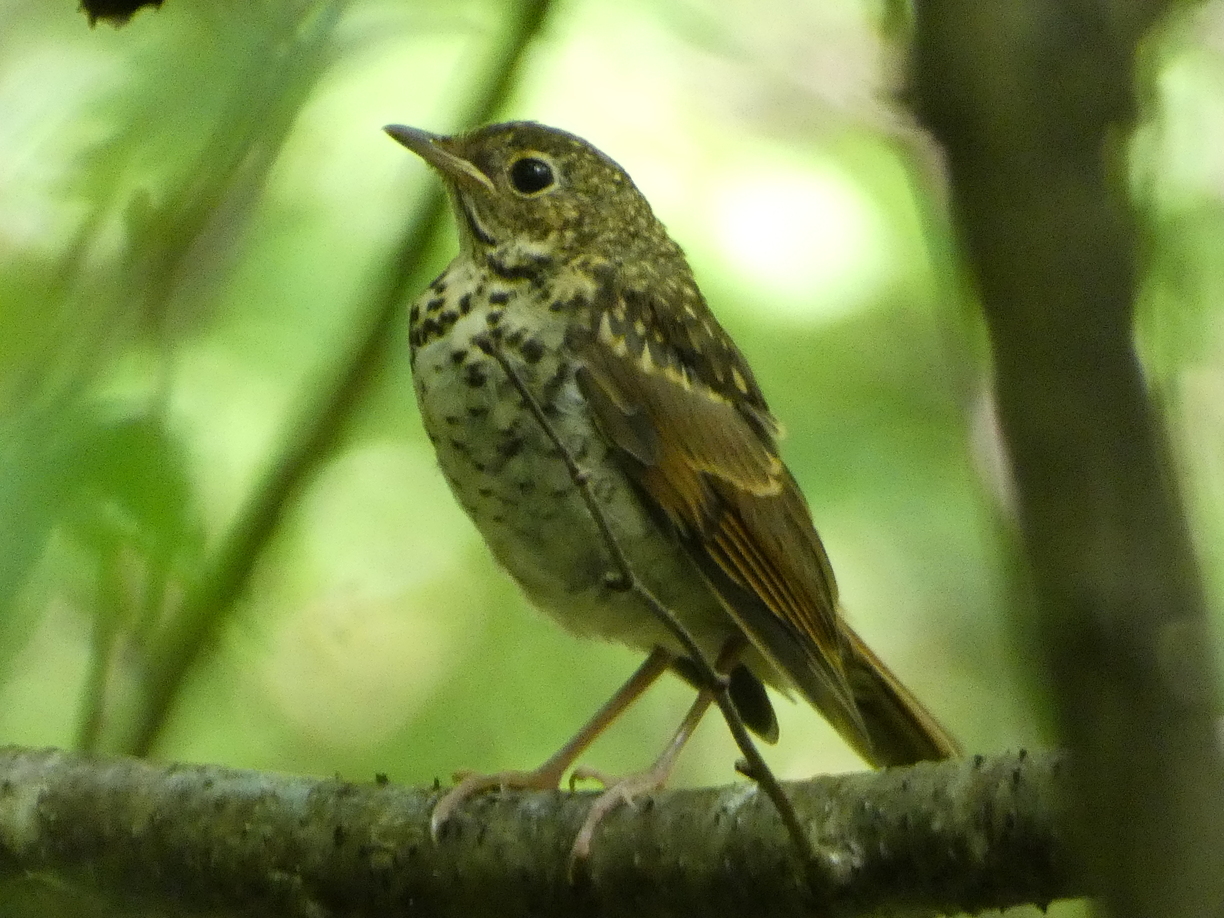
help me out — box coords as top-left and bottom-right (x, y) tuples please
(567, 638), (743, 864)
(429, 646), (672, 840)
(568, 688), (712, 864)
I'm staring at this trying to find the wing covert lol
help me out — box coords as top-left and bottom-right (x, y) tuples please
(572, 279), (867, 741)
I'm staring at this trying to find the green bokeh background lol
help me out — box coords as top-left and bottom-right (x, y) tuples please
(1, 0), (1222, 912)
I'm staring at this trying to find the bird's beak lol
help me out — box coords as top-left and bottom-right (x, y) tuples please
(383, 125), (495, 194)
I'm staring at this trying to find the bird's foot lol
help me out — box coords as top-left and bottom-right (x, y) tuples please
(429, 766), (564, 841)
(568, 763), (671, 865)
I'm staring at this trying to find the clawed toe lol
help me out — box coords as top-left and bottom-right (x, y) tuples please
(569, 769), (667, 865)
(429, 768), (562, 841)
(568, 765), (617, 790)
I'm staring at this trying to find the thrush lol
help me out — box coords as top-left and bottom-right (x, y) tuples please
(385, 120), (959, 854)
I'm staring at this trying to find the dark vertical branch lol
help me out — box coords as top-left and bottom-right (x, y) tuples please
(127, 0), (558, 757)
(911, 3), (1224, 917)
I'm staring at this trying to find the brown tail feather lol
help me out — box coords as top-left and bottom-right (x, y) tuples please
(838, 624), (960, 767)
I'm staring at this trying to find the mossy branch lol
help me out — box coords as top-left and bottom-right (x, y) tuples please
(0, 746), (1072, 917)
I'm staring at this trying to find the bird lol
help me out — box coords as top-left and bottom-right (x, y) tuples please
(384, 119), (959, 855)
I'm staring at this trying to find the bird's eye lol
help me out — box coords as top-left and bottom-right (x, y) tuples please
(508, 157), (555, 195)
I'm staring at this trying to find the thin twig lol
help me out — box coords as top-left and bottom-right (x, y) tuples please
(127, 0), (557, 757)
(472, 332), (814, 869)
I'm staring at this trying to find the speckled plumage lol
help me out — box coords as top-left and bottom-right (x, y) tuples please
(410, 252), (732, 658)
(389, 120), (958, 766)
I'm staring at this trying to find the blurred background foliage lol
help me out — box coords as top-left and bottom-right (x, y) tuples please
(0, 0), (1222, 902)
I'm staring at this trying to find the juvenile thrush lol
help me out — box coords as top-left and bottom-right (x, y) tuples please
(384, 120), (959, 851)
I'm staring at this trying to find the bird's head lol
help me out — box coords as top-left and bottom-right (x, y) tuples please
(384, 121), (670, 264)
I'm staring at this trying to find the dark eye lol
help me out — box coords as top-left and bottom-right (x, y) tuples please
(509, 157), (555, 195)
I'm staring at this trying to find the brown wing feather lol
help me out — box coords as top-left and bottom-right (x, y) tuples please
(579, 343), (843, 655)
(574, 292), (868, 743)
(575, 281), (958, 766)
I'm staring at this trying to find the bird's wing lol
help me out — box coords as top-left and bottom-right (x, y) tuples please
(571, 277), (875, 754)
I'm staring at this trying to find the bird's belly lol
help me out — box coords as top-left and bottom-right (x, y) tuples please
(411, 315), (732, 657)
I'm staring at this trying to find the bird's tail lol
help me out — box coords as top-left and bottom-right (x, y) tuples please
(836, 624), (960, 767)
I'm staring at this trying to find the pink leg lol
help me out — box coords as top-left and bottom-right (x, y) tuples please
(569, 687), (713, 862)
(568, 638), (746, 864)
(430, 647), (673, 839)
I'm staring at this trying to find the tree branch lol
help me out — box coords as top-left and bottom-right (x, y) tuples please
(911, 2), (1224, 916)
(0, 746), (1073, 917)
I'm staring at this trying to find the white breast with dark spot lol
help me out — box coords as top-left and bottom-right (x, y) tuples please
(408, 259), (735, 658)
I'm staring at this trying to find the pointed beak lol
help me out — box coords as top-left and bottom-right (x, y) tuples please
(383, 124), (495, 194)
